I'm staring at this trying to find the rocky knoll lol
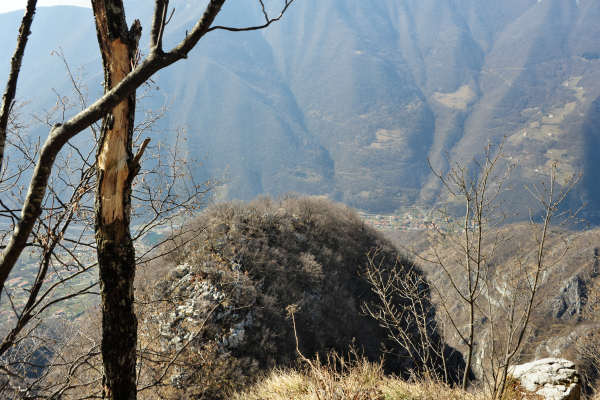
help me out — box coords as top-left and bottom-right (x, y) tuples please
(510, 358), (581, 400)
(136, 197), (463, 398)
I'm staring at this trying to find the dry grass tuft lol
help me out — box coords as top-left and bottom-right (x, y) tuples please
(233, 350), (571, 400)
(497, 377), (543, 400)
(233, 355), (482, 400)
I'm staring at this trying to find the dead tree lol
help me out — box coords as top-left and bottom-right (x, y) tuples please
(0, 0), (37, 174)
(0, 1), (297, 399)
(90, 2), (143, 397)
(408, 143), (578, 396)
(488, 163), (578, 399)
(0, 50), (210, 398)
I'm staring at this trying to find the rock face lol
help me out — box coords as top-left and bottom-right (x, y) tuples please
(403, 224), (600, 383)
(139, 197), (464, 398)
(510, 358), (580, 400)
(552, 276), (587, 320)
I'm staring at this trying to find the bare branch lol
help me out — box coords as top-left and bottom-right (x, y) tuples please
(0, 0), (38, 175)
(150, 0), (169, 51)
(208, 0), (296, 33)
(0, 0), (226, 293)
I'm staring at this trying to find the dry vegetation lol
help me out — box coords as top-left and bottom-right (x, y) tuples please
(389, 224), (600, 395)
(133, 195), (458, 398)
(38, 196), (460, 399)
(232, 353), (553, 400)
(233, 358), (477, 400)
(20, 195), (600, 399)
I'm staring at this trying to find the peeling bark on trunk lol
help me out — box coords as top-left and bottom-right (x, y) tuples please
(91, 1), (141, 398)
(0, 0), (242, 313)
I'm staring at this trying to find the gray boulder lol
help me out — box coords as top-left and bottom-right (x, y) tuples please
(509, 358), (580, 400)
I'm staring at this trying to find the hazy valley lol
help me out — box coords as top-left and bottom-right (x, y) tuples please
(1, 1), (600, 399)
(1, 0), (599, 217)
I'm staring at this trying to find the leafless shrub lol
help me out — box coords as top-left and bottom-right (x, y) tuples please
(397, 140), (580, 398)
(362, 249), (459, 384)
(0, 52), (212, 398)
(484, 162), (579, 399)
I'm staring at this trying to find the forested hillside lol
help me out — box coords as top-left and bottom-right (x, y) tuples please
(1, 0), (599, 215)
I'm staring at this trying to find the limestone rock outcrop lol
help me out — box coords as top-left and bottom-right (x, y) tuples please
(510, 358), (580, 400)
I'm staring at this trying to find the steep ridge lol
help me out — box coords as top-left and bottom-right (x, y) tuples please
(0, 0), (599, 217)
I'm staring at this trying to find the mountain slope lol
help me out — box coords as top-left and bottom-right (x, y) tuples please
(1, 0), (599, 217)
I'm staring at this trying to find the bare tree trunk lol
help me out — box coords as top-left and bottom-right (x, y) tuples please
(463, 299), (474, 389)
(0, 0), (37, 176)
(91, 1), (141, 398)
(462, 199), (474, 390)
(0, 0), (38, 298)
(0, 7), (296, 392)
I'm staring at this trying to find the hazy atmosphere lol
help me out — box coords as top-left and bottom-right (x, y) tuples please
(0, 1), (599, 399)
(0, 0), (89, 13)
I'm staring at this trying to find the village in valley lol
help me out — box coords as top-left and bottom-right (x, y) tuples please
(358, 206), (445, 232)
